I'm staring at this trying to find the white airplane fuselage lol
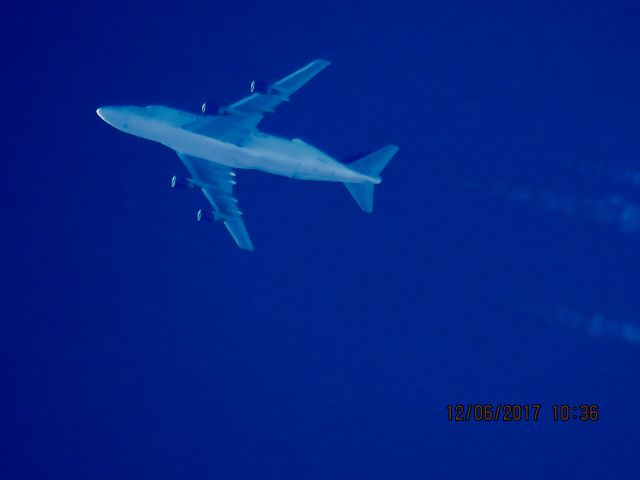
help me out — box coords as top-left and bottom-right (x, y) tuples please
(97, 106), (377, 184)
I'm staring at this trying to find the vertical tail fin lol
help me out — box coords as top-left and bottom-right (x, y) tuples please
(344, 145), (398, 213)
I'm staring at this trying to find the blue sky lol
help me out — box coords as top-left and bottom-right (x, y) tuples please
(2, 0), (640, 478)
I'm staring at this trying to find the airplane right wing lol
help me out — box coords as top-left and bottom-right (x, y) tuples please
(186, 59), (331, 144)
(225, 58), (331, 130)
(177, 152), (253, 251)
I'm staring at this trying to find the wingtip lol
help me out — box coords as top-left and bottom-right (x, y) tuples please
(384, 144), (400, 157)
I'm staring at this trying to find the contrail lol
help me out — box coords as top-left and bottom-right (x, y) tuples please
(555, 306), (640, 345)
(579, 164), (640, 187)
(524, 301), (640, 347)
(610, 167), (640, 187)
(494, 184), (640, 233)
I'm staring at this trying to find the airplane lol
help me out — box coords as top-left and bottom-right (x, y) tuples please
(96, 59), (398, 251)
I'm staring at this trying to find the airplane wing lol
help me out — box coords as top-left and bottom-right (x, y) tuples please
(177, 152), (254, 251)
(186, 59), (331, 144)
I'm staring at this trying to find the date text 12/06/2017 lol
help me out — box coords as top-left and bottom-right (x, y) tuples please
(446, 404), (599, 422)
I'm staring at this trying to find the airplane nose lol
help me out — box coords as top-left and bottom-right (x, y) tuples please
(96, 107), (109, 121)
(95, 106), (135, 132)
(96, 106), (120, 127)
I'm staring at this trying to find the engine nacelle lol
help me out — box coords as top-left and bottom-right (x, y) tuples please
(170, 175), (196, 190)
(250, 80), (269, 94)
(201, 101), (220, 115)
(196, 209), (230, 223)
(196, 209), (214, 222)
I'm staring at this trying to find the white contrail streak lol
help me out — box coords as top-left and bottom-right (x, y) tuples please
(494, 184), (640, 233)
(613, 167), (640, 187)
(524, 302), (640, 347)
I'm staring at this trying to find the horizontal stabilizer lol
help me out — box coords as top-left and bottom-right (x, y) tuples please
(347, 145), (399, 178)
(344, 183), (375, 213)
(343, 145), (398, 213)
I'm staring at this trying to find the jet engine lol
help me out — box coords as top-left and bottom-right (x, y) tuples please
(201, 102), (220, 115)
(196, 209), (215, 222)
(250, 80), (269, 94)
(170, 175), (196, 190)
(196, 209), (231, 223)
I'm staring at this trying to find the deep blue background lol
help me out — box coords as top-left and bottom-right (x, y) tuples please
(2, 0), (640, 478)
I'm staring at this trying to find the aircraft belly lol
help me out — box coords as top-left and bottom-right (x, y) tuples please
(248, 153), (371, 183)
(160, 127), (257, 169)
(251, 156), (338, 181)
(244, 145), (358, 181)
(156, 127), (372, 183)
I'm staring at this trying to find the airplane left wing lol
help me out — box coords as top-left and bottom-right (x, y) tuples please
(186, 59), (331, 144)
(177, 153), (254, 251)
(225, 58), (331, 130)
